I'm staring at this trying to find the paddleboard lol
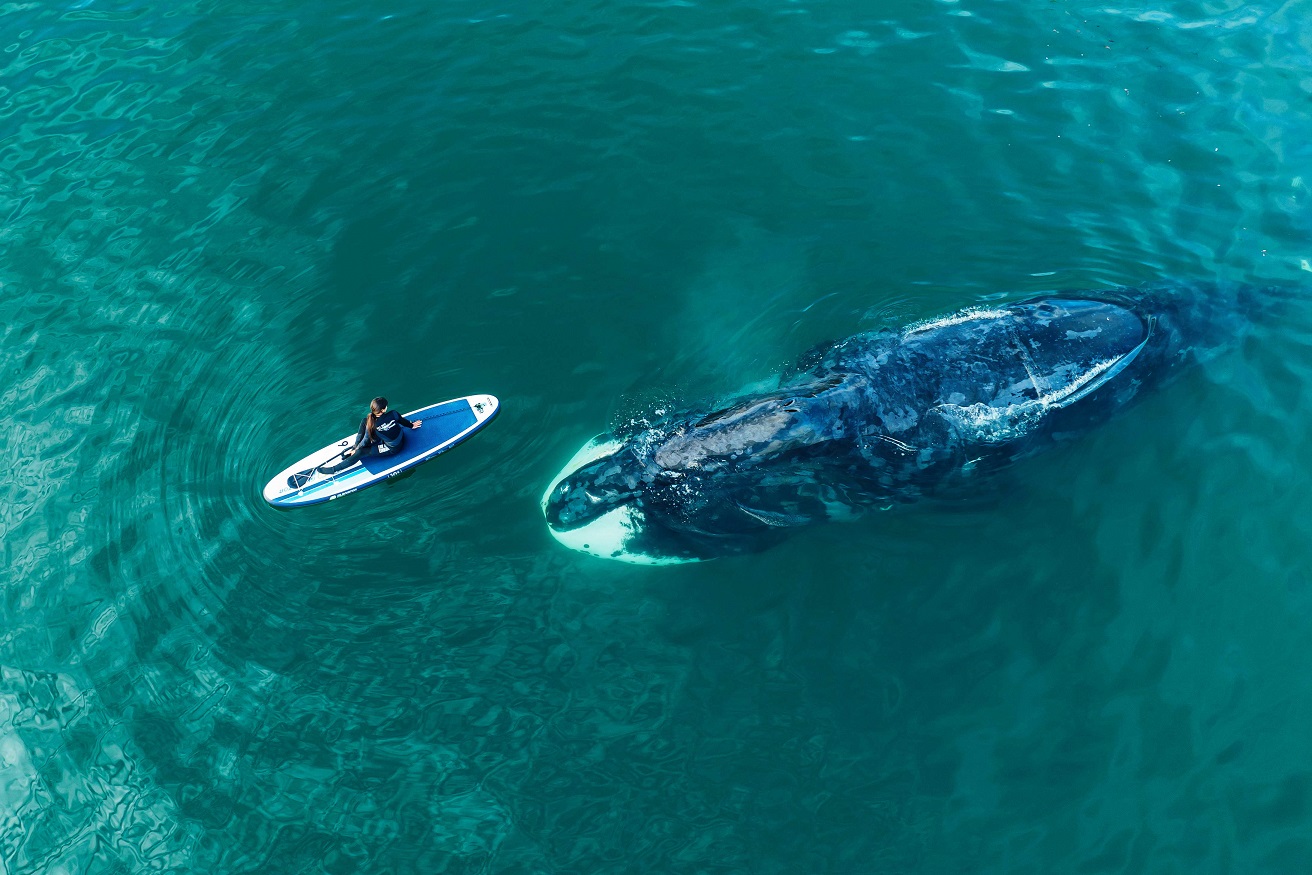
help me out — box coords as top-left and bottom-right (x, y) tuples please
(262, 394), (499, 508)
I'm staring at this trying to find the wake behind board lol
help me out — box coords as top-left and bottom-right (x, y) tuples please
(263, 394), (499, 508)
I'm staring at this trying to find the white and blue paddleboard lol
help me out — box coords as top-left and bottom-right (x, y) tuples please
(262, 394), (499, 508)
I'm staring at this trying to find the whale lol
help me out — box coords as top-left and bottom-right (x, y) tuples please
(541, 286), (1249, 565)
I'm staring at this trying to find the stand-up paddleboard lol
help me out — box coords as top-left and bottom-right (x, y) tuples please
(263, 394), (499, 508)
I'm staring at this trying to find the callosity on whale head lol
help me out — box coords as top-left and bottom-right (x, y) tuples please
(543, 288), (1238, 565)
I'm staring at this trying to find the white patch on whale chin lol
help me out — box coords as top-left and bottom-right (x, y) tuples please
(541, 436), (702, 566)
(548, 504), (696, 566)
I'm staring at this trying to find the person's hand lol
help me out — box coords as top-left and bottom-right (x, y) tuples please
(413, 420), (422, 428)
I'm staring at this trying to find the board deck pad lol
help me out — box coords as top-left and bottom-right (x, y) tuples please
(263, 394), (498, 508)
(360, 403), (477, 474)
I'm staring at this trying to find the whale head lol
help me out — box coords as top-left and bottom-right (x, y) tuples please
(540, 434), (732, 565)
(541, 384), (865, 564)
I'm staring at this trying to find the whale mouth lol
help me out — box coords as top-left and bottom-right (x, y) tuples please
(541, 436), (704, 566)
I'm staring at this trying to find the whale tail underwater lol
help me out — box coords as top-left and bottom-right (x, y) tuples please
(541, 284), (1266, 565)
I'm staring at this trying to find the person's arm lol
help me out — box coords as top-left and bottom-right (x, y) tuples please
(400, 414), (421, 428)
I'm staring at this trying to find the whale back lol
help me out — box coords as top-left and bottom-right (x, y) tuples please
(849, 299), (1151, 448)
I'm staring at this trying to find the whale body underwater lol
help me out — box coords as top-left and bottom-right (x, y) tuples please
(541, 286), (1252, 565)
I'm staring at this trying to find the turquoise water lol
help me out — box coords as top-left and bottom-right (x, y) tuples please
(4, 0), (1312, 871)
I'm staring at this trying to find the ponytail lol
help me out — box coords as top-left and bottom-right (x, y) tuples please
(366, 396), (387, 440)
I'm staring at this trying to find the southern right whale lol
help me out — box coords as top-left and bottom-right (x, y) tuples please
(541, 286), (1252, 565)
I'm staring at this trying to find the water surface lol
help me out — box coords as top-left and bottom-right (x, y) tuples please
(3, 0), (1312, 872)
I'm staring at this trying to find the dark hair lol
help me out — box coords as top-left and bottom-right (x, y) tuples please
(366, 396), (387, 440)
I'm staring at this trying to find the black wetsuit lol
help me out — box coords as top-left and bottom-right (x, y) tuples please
(319, 410), (415, 474)
(355, 410), (413, 453)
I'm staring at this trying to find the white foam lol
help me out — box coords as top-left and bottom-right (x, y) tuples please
(1039, 355), (1125, 407)
(904, 307), (1010, 335)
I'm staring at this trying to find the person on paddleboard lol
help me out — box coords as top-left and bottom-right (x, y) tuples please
(318, 396), (422, 474)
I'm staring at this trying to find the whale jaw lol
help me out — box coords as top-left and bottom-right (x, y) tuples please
(541, 436), (705, 566)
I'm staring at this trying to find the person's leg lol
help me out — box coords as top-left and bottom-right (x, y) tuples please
(318, 441), (375, 475)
